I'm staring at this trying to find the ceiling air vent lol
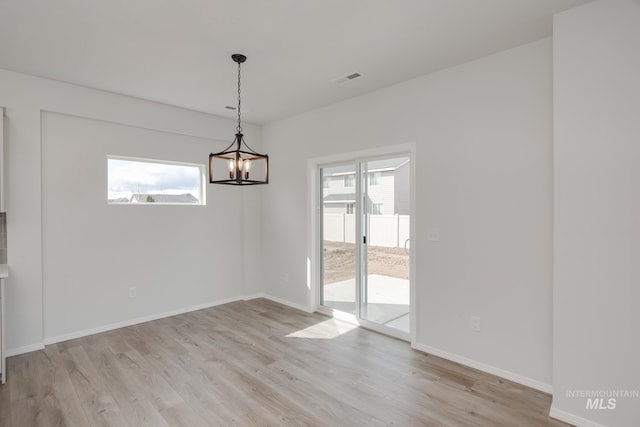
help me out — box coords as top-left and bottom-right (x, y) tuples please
(332, 72), (362, 84)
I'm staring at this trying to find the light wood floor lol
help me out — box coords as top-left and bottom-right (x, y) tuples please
(0, 299), (570, 426)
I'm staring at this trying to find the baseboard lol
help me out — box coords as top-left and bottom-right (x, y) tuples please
(549, 406), (607, 427)
(244, 293), (313, 313)
(243, 292), (266, 302)
(6, 294), (309, 358)
(412, 343), (553, 394)
(5, 342), (45, 357)
(43, 295), (244, 346)
(248, 298), (554, 395)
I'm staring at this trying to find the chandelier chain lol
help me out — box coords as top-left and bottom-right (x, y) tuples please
(236, 60), (242, 133)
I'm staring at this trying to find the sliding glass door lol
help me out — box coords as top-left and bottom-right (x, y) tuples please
(360, 158), (411, 332)
(320, 163), (357, 315)
(320, 155), (410, 337)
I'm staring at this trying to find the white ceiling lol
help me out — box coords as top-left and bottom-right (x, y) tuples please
(0, 0), (593, 124)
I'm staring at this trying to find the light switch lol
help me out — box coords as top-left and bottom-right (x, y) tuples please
(426, 227), (440, 241)
(470, 316), (481, 332)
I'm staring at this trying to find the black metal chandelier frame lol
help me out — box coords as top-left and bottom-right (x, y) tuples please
(209, 54), (269, 185)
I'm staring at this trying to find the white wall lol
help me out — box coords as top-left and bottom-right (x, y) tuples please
(262, 39), (554, 388)
(41, 113), (237, 340)
(553, 1), (640, 425)
(0, 69), (262, 352)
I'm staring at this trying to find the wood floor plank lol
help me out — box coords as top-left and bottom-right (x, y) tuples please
(59, 344), (130, 427)
(114, 349), (184, 410)
(81, 338), (171, 427)
(1, 298), (571, 427)
(142, 345), (255, 425)
(8, 352), (45, 427)
(159, 401), (211, 427)
(0, 372), (10, 427)
(36, 344), (91, 427)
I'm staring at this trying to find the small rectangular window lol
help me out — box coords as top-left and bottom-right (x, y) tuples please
(372, 203), (383, 215)
(346, 203), (355, 214)
(344, 175), (355, 188)
(108, 156), (204, 205)
(368, 172), (381, 186)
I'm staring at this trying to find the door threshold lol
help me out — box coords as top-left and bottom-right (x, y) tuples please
(317, 305), (410, 342)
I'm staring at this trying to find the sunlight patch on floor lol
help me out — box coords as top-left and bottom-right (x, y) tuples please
(285, 317), (358, 339)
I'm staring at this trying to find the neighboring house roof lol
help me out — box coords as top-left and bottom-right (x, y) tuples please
(129, 193), (199, 204)
(324, 193), (356, 203)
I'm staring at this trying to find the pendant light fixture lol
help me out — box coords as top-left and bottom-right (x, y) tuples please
(209, 54), (269, 185)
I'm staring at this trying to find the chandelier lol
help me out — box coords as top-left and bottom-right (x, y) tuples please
(209, 54), (269, 185)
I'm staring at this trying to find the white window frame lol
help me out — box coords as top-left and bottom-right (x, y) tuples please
(107, 155), (206, 206)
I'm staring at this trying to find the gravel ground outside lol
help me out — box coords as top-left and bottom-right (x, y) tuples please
(323, 241), (410, 284)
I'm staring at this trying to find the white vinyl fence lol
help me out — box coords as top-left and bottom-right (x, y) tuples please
(323, 214), (410, 248)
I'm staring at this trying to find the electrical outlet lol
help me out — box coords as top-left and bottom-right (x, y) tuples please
(129, 287), (137, 298)
(283, 273), (289, 283)
(427, 227), (440, 241)
(470, 316), (481, 332)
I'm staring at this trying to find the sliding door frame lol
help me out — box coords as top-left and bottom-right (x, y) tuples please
(308, 143), (416, 344)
